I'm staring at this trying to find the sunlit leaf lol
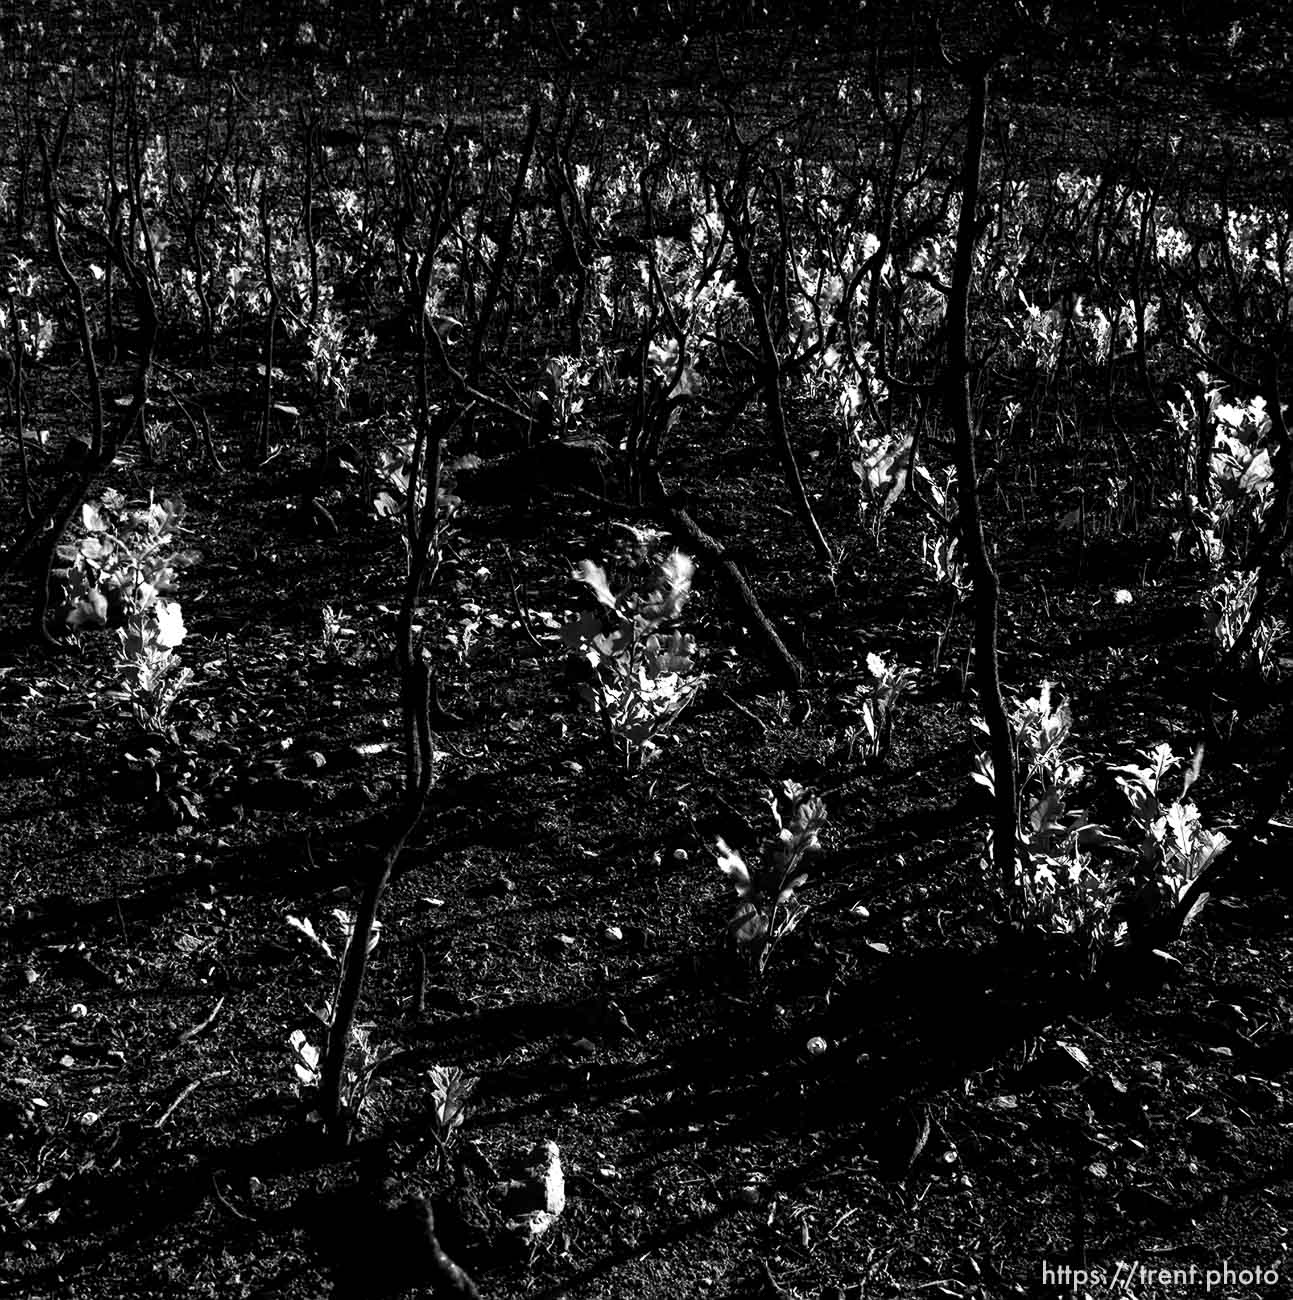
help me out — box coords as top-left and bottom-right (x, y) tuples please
(66, 590), (109, 630)
(571, 559), (617, 611)
(153, 600), (187, 648)
(715, 837), (751, 894)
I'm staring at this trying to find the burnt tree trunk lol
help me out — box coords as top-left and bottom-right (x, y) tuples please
(944, 58), (1018, 892)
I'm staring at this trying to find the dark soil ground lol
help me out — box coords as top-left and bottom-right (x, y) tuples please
(1, 390), (1291, 1299)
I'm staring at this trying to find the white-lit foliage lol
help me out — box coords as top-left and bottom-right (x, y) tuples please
(561, 549), (705, 770)
(59, 491), (197, 733)
(717, 781), (828, 975)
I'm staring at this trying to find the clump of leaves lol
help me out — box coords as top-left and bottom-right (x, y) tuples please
(974, 686), (1226, 965)
(1110, 743), (1226, 938)
(320, 604), (353, 659)
(58, 490), (196, 632)
(920, 529), (968, 597)
(716, 781), (828, 974)
(1202, 569), (1285, 679)
(442, 605), (484, 667)
(534, 354), (591, 439)
(371, 435), (462, 550)
(290, 1020), (387, 1131)
(849, 428), (912, 536)
(286, 910), (390, 1132)
(109, 616), (193, 734)
(58, 490), (198, 734)
(561, 549), (705, 770)
(973, 684), (1120, 962)
(845, 650), (918, 763)
(304, 303), (374, 412)
(836, 360), (905, 539)
(423, 1065), (477, 1167)
(1168, 382), (1275, 565)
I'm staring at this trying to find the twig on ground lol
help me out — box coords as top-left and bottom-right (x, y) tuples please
(502, 545), (547, 652)
(210, 1172), (257, 1221)
(718, 689), (768, 735)
(411, 945), (427, 1019)
(175, 995), (226, 1045)
(156, 1070), (228, 1128)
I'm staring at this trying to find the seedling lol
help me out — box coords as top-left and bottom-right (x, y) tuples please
(561, 549), (705, 770)
(290, 1019), (387, 1130)
(320, 604), (357, 660)
(840, 373), (910, 540)
(286, 909), (392, 1133)
(973, 684), (1121, 961)
(533, 354), (587, 440)
(973, 686), (1226, 962)
(59, 490), (198, 735)
(59, 491), (196, 630)
(1202, 570), (1284, 678)
(717, 781), (828, 974)
(846, 651), (918, 763)
(108, 615), (193, 734)
(422, 1065), (477, 1167)
(442, 607), (483, 667)
(1111, 743), (1227, 930)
